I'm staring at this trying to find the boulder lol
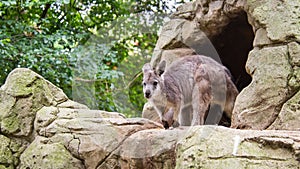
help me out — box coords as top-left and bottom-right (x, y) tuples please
(231, 45), (292, 129)
(232, 0), (300, 129)
(19, 136), (84, 169)
(0, 68), (68, 137)
(176, 126), (300, 169)
(246, 0), (300, 42)
(146, 0), (300, 130)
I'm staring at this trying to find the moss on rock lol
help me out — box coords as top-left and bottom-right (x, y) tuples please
(19, 136), (84, 169)
(0, 135), (13, 167)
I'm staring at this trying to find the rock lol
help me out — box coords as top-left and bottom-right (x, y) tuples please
(160, 48), (196, 68)
(231, 0), (300, 129)
(100, 128), (184, 169)
(34, 105), (163, 169)
(57, 100), (89, 109)
(246, 0), (300, 42)
(0, 135), (27, 169)
(0, 67), (299, 168)
(0, 68), (68, 137)
(146, 0), (300, 130)
(142, 101), (174, 128)
(1, 0), (300, 168)
(19, 136), (84, 169)
(267, 42), (300, 130)
(151, 0), (243, 69)
(0, 135), (14, 168)
(269, 91), (300, 130)
(288, 42), (300, 90)
(142, 102), (160, 123)
(176, 126), (300, 169)
(253, 28), (273, 47)
(154, 19), (187, 51)
(231, 46), (291, 129)
(1, 68), (67, 103)
(288, 42), (300, 67)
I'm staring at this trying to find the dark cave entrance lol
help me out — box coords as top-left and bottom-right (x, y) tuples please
(212, 11), (254, 91)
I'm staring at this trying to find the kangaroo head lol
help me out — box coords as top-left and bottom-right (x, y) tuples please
(142, 61), (166, 99)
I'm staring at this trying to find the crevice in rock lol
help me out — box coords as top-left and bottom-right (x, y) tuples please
(211, 11), (254, 91)
(207, 152), (290, 161)
(95, 128), (140, 168)
(256, 42), (292, 49)
(65, 134), (85, 167)
(25, 76), (40, 88)
(267, 94), (297, 130)
(108, 119), (162, 128)
(95, 125), (162, 168)
(266, 45), (300, 129)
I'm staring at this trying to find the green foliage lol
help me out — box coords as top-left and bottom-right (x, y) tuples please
(0, 0), (190, 117)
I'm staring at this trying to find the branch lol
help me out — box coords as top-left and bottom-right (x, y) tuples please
(37, 3), (51, 26)
(41, 3), (51, 19)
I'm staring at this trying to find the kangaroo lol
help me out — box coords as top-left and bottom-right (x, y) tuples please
(142, 55), (239, 128)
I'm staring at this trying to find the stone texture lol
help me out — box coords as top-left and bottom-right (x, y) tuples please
(160, 48), (196, 67)
(0, 68), (300, 168)
(288, 42), (300, 91)
(147, 0), (300, 131)
(0, 135), (14, 168)
(1, 0), (300, 168)
(0, 135), (27, 169)
(176, 126), (300, 169)
(253, 28), (273, 47)
(152, 0), (300, 130)
(142, 102), (160, 123)
(99, 129), (184, 169)
(246, 0), (300, 42)
(0, 68), (68, 137)
(19, 136), (84, 169)
(57, 100), (89, 109)
(34, 106), (163, 169)
(231, 46), (292, 129)
(151, 0), (246, 68)
(269, 91), (300, 130)
(266, 42), (300, 130)
(230, 0), (300, 130)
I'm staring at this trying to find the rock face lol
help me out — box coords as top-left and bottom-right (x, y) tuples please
(232, 0), (300, 130)
(176, 126), (300, 169)
(144, 0), (300, 130)
(0, 68), (168, 169)
(0, 68), (299, 168)
(1, 0), (300, 169)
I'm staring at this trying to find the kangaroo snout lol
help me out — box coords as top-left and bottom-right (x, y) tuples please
(144, 90), (151, 99)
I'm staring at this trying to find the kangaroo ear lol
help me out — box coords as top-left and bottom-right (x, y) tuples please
(157, 60), (166, 76)
(142, 63), (152, 73)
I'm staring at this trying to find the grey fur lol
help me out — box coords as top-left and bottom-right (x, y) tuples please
(142, 55), (239, 128)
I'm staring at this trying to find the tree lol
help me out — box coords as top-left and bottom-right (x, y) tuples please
(0, 0), (190, 117)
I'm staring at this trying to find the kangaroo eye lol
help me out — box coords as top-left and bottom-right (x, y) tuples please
(142, 82), (146, 86)
(153, 81), (158, 86)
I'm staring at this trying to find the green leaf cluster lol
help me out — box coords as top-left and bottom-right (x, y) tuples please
(0, 0), (190, 117)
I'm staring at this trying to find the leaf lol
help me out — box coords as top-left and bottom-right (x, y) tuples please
(53, 40), (64, 49)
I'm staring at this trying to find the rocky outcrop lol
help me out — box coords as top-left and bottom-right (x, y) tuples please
(232, 0), (300, 130)
(0, 68), (166, 169)
(0, 68), (299, 168)
(176, 126), (300, 169)
(1, 0), (300, 168)
(145, 0), (300, 130)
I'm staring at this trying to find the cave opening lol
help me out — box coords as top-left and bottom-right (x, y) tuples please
(212, 11), (254, 91)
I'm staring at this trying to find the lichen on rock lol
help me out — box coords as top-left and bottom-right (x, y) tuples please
(18, 136), (84, 169)
(1, 0), (300, 168)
